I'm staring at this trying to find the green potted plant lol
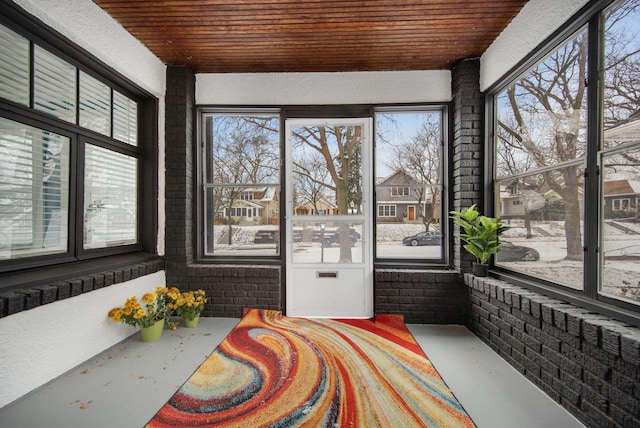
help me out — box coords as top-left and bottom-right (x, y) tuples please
(449, 204), (510, 277)
(107, 286), (177, 342)
(174, 289), (208, 328)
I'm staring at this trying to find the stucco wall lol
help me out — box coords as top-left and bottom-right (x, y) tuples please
(479, 0), (589, 91)
(1, 0), (168, 408)
(0, 272), (166, 407)
(196, 70), (452, 105)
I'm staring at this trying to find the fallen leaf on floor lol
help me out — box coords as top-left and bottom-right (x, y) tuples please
(81, 369), (90, 375)
(80, 401), (92, 410)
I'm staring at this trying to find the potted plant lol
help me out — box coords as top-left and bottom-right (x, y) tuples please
(108, 286), (177, 342)
(173, 289), (207, 328)
(449, 204), (510, 277)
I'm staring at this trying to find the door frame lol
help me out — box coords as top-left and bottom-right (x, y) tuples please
(284, 117), (373, 318)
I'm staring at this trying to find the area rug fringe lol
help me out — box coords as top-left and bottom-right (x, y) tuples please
(146, 309), (476, 427)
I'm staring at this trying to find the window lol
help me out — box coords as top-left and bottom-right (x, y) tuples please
(491, 0), (640, 309)
(599, 0), (640, 305)
(0, 17), (155, 276)
(375, 109), (445, 261)
(0, 118), (70, 260)
(378, 205), (397, 217)
(391, 187), (410, 196)
(200, 111), (280, 257)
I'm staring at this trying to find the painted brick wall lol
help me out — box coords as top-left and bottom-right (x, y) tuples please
(465, 274), (640, 428)
(451, 59), (483, 273)
(164, 66), (283, 317)
(375, 269), (466, 324)
(0, 259), (165, 317)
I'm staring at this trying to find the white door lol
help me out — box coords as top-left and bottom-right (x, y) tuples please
(285, 118), (373, 318)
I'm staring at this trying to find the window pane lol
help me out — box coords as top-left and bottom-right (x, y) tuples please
(204, 186), (280, 256)
(494, 27), (588, 289)
(34, 46), (77, 123)
(113, 91), (138, 146)
(496, 29), (588, 178)
(203, 113), (280, 256)
(0, 24), (30, 106)
(375, 111), (443, 259)
(205, 114), (279, 184)
(79, 72), (110, 136)
(600, 146), (640, 304)
(603, 0), (640, 149)
(84, 144), (137, 249)
(0, 117), (70, 260)
(496, 164), (584, 289)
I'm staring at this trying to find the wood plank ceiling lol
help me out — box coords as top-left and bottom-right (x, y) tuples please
(92, 0), (528, 74)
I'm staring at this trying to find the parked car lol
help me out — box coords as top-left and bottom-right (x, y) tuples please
(497, 242), (540, 261)
(402, 231), (441, 246)
(322, 228), (360, 247)
(253, 230), (278, 243)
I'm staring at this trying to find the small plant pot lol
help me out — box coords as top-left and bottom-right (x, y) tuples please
(183, 315), (200, 328)
(472, 262), (489, 277)
(140, 319), (165, 342)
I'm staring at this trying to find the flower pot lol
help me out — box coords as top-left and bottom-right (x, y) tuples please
(183, 315), (200, 328)
(140, 319), (164, 342)
(472, 262), (489, 277)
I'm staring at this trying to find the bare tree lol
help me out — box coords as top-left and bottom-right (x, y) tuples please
(386, 113), (442, 233)
(497, 29), (587, 261)
(292, 152), (330, 214)
(291, 125), (362, 262)
(209, 116), (279, 245)
(496, 0), (640, 261)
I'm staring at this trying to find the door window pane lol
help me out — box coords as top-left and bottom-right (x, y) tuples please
(84, 144), (137, 249)
(0, 24), (30, 106)
(79, 71), (110, 136)
(375, 111), (443, 259)
(34, 46), (77, 123)
(290, 124), (363, 217)
(291, 220), (363, 264)
(0, 117), (70, 260)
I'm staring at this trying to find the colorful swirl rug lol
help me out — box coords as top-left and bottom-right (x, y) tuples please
(146, 309), (476, 427)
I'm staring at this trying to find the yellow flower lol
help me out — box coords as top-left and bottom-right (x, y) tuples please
(141, 292), (156, 304)
(133, 309), (146, 319)
(166, 287), (181, 300)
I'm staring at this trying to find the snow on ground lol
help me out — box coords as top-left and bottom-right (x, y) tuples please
(212, 220), (640, 304)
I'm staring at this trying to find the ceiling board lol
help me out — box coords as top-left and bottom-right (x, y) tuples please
(92, 0), (528, 73)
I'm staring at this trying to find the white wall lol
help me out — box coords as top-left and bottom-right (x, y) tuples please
(0, 272), (166, 408)
(480, 0), (589, 91)
(1, 0), (168, 408)
(196, 70), (452, 105)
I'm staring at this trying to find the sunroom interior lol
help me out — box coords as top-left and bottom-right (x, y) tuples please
(1, 0), (639, 427)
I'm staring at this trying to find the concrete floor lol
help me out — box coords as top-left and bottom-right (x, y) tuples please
(0, 318), (585, 428)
